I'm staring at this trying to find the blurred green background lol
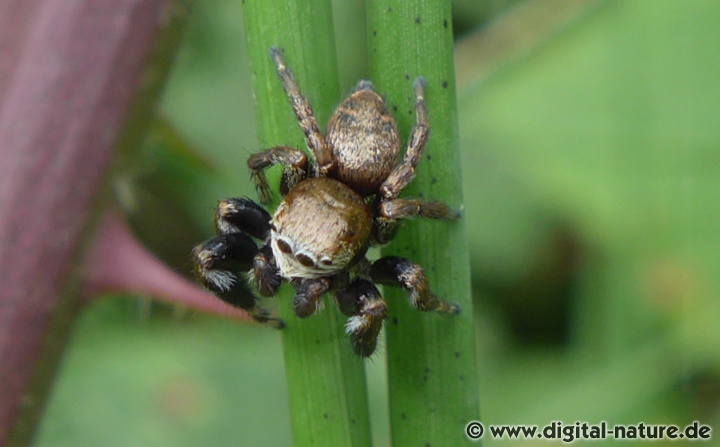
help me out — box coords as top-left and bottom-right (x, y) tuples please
(34, 0), (720, 446)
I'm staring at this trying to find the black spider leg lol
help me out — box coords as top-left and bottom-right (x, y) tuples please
(335, 278), (387, 357)
(192, 234), (283, 328)
(247, 146), (308, 204)
(291, 277), (332, 318)
(193, 197), (284, 328)
(215, 197), (273, 240)
(270, 47), (334, 177)
(371, 256), (459, 315)
(215, 197), (282, 296)
(252, 244), (282, 297)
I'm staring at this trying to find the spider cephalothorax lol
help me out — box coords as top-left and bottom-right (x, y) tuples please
(192, 47), (459, 357)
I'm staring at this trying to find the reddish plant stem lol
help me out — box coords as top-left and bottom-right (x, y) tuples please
(0, 1), (180, 444)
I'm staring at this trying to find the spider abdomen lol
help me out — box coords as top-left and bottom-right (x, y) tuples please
(271, 177), (372, 279)
(326, 84), (400, 196)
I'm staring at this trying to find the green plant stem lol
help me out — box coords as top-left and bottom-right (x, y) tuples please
(367, 1), (482, 445)
(241, 1), (372, 446)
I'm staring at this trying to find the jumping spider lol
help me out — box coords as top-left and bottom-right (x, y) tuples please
(192, 47), (459, 357)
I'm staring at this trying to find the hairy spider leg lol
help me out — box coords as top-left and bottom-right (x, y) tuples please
(215, 197), (283, 298)
(252, 244), (282, 297)
(335, 278), (388, 357)
(370, 213), (399, 247)
(193, 197), (284, 327)
(192, 234), (284, 328)
(247, 146), (308, 204)
(291, 277), (332, 318)
(380, 198), (460, 220)
(371, 256), (459, 314)
(270, 47), (334, 176)
(370, 76), (460, 245)
(380, 77), (430, 199)
(215, 197), (273, 240)
(371, 197), (459, 246)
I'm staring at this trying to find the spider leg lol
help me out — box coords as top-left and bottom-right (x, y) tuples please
(192, 234), (284, 328)
(335, 279), (387, 357)
(380, 198), (460, 220)
(214, 198), (282, 296)
(270, 47), (334, 176)
(380, 77), (429, 199)
(372, 198), (460, 245)
(252, 244), (282, 297)
(371, 256), (459, 314)
(247, 146), (308, 204)
(291, 277), (332, 318)
(370, 216), (399, 246)
(215, 197), (272, 240)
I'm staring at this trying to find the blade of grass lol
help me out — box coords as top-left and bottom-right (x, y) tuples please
(367, 1), (481, 445)
(241, 1), (372, 445)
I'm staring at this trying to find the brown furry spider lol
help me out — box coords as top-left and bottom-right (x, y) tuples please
(192, 47), (459, 357)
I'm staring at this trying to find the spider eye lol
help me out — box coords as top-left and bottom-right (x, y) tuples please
(276, 238), (293, 254)
(295, 253), (316, 267)
(320, 257), (333, 266)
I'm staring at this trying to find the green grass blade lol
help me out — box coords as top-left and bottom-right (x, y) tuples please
(367, 1), (482, 445)
(242, 1), (372, 446)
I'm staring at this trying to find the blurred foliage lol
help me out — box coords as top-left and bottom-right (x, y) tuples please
(35, 0), (720, 446)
